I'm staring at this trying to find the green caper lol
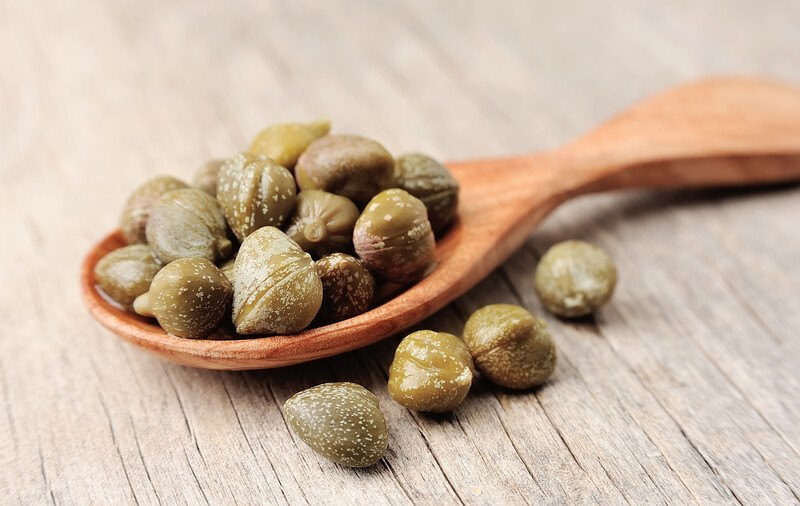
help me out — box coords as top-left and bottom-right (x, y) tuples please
(463, 304), (556, 390)
(119, 176), (188, 244)
(394, 153), (459, 235)
(232, 227), (322, 334)
(353, 189), (435, 283)
(249, 118), (331, 169)
(388, 330), (474, 412)
(133, 257), (232, 339)
(94, 244), (161, 310)
(534, 240), (617, 318)
(284, 382), (388, 468)
(192, 159), (224, 197)
(217, 152), (297, 241)
(315, 253), (375, 323)
(284, 190), (359, 258)
(295, 135), (395, 206)
(145, 188), (233, 264)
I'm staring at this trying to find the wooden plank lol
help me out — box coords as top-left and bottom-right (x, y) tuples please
(2, 0), (799, 504)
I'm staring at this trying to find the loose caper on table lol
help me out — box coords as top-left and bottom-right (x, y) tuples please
(388, 330), (474, 412)
(535, 240), (617, 318)
(284, 382), (389, 468)
(463, 304), (557, 389)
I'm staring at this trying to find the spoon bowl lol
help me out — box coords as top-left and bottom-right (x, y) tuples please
(81, 77), (800, 369)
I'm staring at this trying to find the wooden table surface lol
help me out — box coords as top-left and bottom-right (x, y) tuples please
(3, 1), (800, 504)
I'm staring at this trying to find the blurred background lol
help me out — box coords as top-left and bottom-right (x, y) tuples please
(5, 0), (800, 199)
(3, 1), (800, 504)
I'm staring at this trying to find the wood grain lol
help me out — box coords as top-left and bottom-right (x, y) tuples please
(3, 0), (800, 504)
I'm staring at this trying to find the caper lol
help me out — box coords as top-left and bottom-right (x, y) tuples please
(94, 244), (161, 310)
(145, 188), (233, 264)
(295, 134), (395, 206)
(353, 189), (435, 283)
(249, 118), (331, 169)
(219, 256), (236, 284)
(463, 304), (556, 390)
(119, 176), (188, 244)
(217, 152), (297, 241)
(388, 330), (474, 412)
(133, 257), (232, 339)
(315, 253), (375, 323)
(192, 159), (224, 197)
(284, 190), (359, 258)
(284, 382), (388, 468)
(534, 240), (617, 318)
(394, 153), (459, 235)
(232, 227), (322, 334)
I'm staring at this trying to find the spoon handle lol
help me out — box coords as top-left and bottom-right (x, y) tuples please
(551, 77), (800, 194)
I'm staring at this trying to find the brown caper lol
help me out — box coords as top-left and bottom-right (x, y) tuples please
(353, 189), (435, 283)
(145, 188), (233, 264)
(232, 227), (322, 334)
(284, 190), (359, 258)
(534, 240), (617, 318)
(315, 253), (375, 323)
(192, 159), (224, 197)
(133, 257), (232, 339)
(388, 330), (474, 412)
(217, 152), (297, 241)
(219, 256), (236, 284)
(119, 176), (188, 244)
(295, 135), (395, 206)
(249, 118), (331, 169)
(394, 153), (459, 235)
(94, 244), (161, 310)
(284, 382), (388, 468)
(463, 304), (556, 390)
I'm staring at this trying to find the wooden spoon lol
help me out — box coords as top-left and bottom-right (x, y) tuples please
(81, 77), (800, 370)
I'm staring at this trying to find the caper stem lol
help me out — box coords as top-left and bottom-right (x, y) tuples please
(309, 118), (331, 137)
(132, 293), (154, 317)
(217, 238), (233, 259)
(304, 219), (329, 244)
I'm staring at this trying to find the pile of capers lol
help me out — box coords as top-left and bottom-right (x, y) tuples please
(95, 119), (460, 339)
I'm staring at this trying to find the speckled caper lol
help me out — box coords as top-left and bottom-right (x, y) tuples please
(284, 382), (388, 468)
(133, 257), (232, 339)
(284, 190), (359, 258)
(388, 330), (474, 412)
(463, 304), (556, 390)
(250, 118), (331, 169)
(119, 176), (188, 244)
(192, 159), (224, 197)
(353, 189), (435, 283)
(145, 188), (233, 264)
(394, 153), (459, 235)
(232, 227), (322, 334)
(534, 240), (617, 318)
(94, 244), (161, 310)
(295, 134), (395, 206)
(217, 152), (297, 241)
(315, 253), (374, 323)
